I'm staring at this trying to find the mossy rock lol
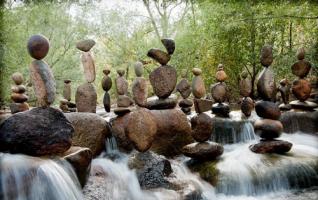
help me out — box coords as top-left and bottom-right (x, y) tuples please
(186, 159), (219, 186)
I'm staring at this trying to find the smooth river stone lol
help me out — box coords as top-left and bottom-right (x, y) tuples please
(254, 119), (283, 139)
(216, 70), (227, 82)
(81, 52), (96, 83)
(241, 97), (254, 117)
(132, 77), (148, 107)
(193, 98), (213, 113)
(176, 78), (191, 99)
(161, 38), (175, 55)
(103, 92), (111, 112)
(239, 78), (252, 97)
(29, 60), (56, 106)
(250, 140), (292, 154)
(75, 82), (97, 113)
(11, 72), (24, 85)
(192, 75), (206, 99)
(101, 75), (112, 92)
(291, 60), (311, 78)
(211, 82), (227, 103)
(257, 67), (276, 101)
(260, 45), (273, 67)
(11, 93), (28, 103)
(126, 108), (157, 152)
(147, 97), (177, 110)
(182, 142), (223, 161)
(27, 34), (50, 60)
(76, 39), (96, 52)
(255, 100), (281, 120)
(149, 65), (177, 99)
(134, 61), (144, 77)
(292, 79), (311, 101)
(191, 113), (213, 142)
(63, 80), (71, 101)
(147, 48), (171, 65)
(211, 103), (230, 118)
(116, 76), (128, 95)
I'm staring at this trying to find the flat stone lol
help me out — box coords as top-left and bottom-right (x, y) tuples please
(75, 82), (97, 113)
(176, 78), (191, 99)
(27, 34), (49, 60)
(241, 97), (254, 117)
(11, 93), (28, 103)
(11, 85), (26, 94)
(11, 72), (24, 85)
(101, 75), (112, 92)
(9, 102), (29, 114)
(115, 76), (128, 95)
(239, 78), (252, 97)
(257, 67), (276, 101)
(194, 98), (213, 113)
(103, 92), (111, 112)
(254, 119), (283, 139)
(260, 45), (273, 67)
(291, 60), (311, 78)
(29, 60), (56, 106)
(211, 103), (230, 118)
(255, 100), (281, 120)
(211, 82), (227, 103)
(132, 77), (148, 107)
(292, 79), (311, 101)
(117, 95), (133, 107)
(114, 107), (131, 116)
(192, 75), (206, 99)
(76, 39), (96, 52)
(179, 99), (193, 107)
(147, 97), (177, 110)
(126, 108), (157, 152)
(182, 142), (223, 161)
(161, 38), (175, 55)
(147, 48), (171, 65)
(81, 52), (96, 83)
(191, 113), (213, 142)
(250, 140), (292, 154)
(0, 107), (74, 156)
(149, 65), (177, 98)
(290, 100), (318, 110)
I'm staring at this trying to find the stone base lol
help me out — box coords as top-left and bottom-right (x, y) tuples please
(279, 103), (291, 111)
(9, 102), (29, 114)
(147, 97), (177, 110)
(290, 100), (318, 111)
(249, 140), (292, 154)
(211, 103), (230, 118)
(182, 142), (223, 161)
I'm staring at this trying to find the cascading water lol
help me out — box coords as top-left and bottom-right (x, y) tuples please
(0, 153), (83, 200)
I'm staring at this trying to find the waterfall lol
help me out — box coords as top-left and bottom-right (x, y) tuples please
(0, 153), (83, 200)
(105, 135), (118, 154)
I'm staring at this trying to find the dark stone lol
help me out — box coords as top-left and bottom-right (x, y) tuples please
(161, 38), (175, 55)
(147, 48), (171, 65)
(241, 97), (254, 117)
(191, 113), (213, 142)
(11, 93), (28, 103)
(292, 79), (311, 101)
(117, 95), (133, 107)
(260, 45), (273, 67)
(278, 78), (290, 105)
(76, 39), (96, 52)
(257, 67), (276, 101)
(11, 85), (26, 94)
(182, 142), (223, 161)
(176, 78), (191, 99)
(132, 77), (147, 107)
(255, 100), (281, 120)
(27, 34), (49, 60)
(211, 103), (230, 118)
(0, 107), (74, 156)
(250, 140), (292, 154)
(111, 113), (134, 152)
(291, 60), (311, 78)
(103, 92), (111, 112)
(114, 107), (131, 116)
(179, 99), (193, 107)
(254, 119), (283, 139)
(211, 82), (227, 103)
(181, 107), (192, 115)
(290, 100), (317, 111)
(149, 65), (177, 99)
(101, 74), (112, 92)
(147, 97), (177, 110)
(75, 82), (97, 113)
(194, 98), (213, 113)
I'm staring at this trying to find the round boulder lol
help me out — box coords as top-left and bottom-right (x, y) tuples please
(191, 113), (213, 142)
(254, 119), (283, 139)
(27, 34), (50, 60)
(292, 79), (311, 101)
(255, 100), (281, 120)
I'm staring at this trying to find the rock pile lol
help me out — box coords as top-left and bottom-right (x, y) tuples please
(176, 69), (192, 114)
(10, 72), (29, 114)
(114, 69), (133, 115)
(132, 61), (148, 107)
(101, 68), (112, 112)
(239, 71), (254, 117)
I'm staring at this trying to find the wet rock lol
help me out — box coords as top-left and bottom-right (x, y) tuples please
(241, 97), (254, 117)
(182, 142), (223, 161)
(249, 140), (292, 154)
(81, 52), (96, 83)
(63, 80), (72, 101)
(194, 98), (213, 113)
(260, 45), (273, 67)
(290, 100), (317, 110)
(147, 48), (171, 65)
(29, 60), (56, 106)
(239, 76), (252, 97)
(186, 159), (219, 186)
(101, 69), (112, 91)
(291, 60), (312, 78)
(257, 67), (276, 101)
(292, 79), (311, 101)
(114, 107), (131, 116)
(111, 114), (134, 152)
(115, 70), (128, 95)
(126, 108), (157, 152)
(254, 119), (283, 139)
(27, 34), (49, 60)
(179, 99), (193, 107)
(191, 113), (213, 142)
(161, 38), (175, 55)
(75, 83), (97, 113)
(117, 95), (133, 107)
(62, 146), (93, 187)
(176, 79), (191, 99)
(76, 39), (96, 52)
(149, 65), (177, 98)
(128, 151), (172, 189)
(9, 102), (29, 114)
(211, 82), (227, 103)
(192, 68), (206, 99)
(11, 72), (24, 85)
(132, 77), (147, 107)
(212, 103), (230, 118)
(0, 107), (74, 156)
(103, 92), (111, 112)
(255, 100), (281, 120)
(147, 97), (177, 110)
(65, 112), (109, 157)
(280, 111), (318, 133)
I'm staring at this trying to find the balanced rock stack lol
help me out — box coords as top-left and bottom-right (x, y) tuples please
(290, 48), (317, 110)
(10, 72), (29, 114)
(239, 71), (254, 117)
(278, 78), (291, 110)
(60, 80), (76, 113)
(250, 45), (292, 154)
(75, 39), (97, 113)
(211, 64), (230, 117)
(147, 39), (177, 110)
(176, 69), (192, 114)
(192, 68), (213, 114)
(101, 68), (112, 112)
(114, 69), (133, 116)
(28, 34), (56, 107)
(132, 61), (148, 107)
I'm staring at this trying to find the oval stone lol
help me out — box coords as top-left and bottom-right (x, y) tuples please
(182, 142), (223, 161)
(101, 75), (112, 92)
(241, 97), (254, 117)
(76, 39), (96, 52)
(255, 100), (281, 120)
(254, 119), (283, 139)
(260, 45), (273, 67)
(211, 82), (227, 103)
(239, 78), (252, 97)
(27, 34), (50, 60)
(192, 76), (206, 99)
(132, 77), (148, 107)
(147, 49), (171, 65)
(257, 67), (276, 101)
(11, 72), (24, 85)
(191, 113), (213, 142)
(291, 60), (311, 78)
(292, 79), (311, 101)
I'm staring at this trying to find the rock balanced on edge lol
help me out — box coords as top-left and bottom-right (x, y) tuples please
(132, 61), (148, 107)
(278, 78), (291, 111)
(101, 67), (112, 112)
(60, 79), (76, 113)
(239, 71), (254, 117)
(114, 69), (133, 116)
(250, 45), (292, 154)
(177, 69), (193, 114)
(10, 72), (29, 113)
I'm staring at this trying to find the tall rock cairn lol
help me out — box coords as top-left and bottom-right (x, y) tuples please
(27, 34), (56, 107)
(147, 39), (177, 110)
(114, 69), (133, 116)
(10, 72), (29, 114)
(239, 71), (254, 117)
(290, 48), (317, 110)
(250, 45), (292, 154)
(211, 64), (230, 117)
(278, 78), (291, 111)
(101, 68), (112, 112)
(132, 61), (148, 107)
(75, 39), (97, 113)
(176, 69), (192, 114)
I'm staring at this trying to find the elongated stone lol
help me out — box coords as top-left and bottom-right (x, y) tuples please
(176, 78), (191, 99)
(132, 77), (148, 107)
(81, 52), (96, 83)
(192, 68), (206, 99)
(257, 67), (276, 101)
(260, 45), (273, 67)
(116, 70), (128, 95)
(75, 82), (97, 113)
(147, 49), (171, 65)
(101, 74), (112, 92)
(241, 97), (254, 117)
(239, 77), (252, 97)
(29, 60), (56, 106)
(11, 93), (28, 103)
(103, 92), (111, 112)
(134, 61), (144, 77)
(27, 34), (50, 60)
(63, 80), (72, 101)
(161, 38), (175, 55)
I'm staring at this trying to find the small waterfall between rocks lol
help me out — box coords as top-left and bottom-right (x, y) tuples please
(0, 153), (83, 200)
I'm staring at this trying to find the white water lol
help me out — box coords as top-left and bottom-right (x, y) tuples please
(0, 153), (83, 200)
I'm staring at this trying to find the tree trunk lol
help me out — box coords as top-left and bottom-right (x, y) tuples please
(289, 21), (293, 51)
(0, 0), (5, 109)
(250, 12), (257, 99)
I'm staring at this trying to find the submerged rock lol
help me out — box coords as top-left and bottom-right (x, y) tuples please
(249, 140), (292, 154)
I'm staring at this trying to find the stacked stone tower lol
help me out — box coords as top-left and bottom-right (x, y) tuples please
(176, 69), (192, 114)
(239, 71), (254, 117)
(278, 78), (291, 110)
(10, 72), (29, 113)
(101, 68), (112, 112)
(132, 61), (148, 107)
